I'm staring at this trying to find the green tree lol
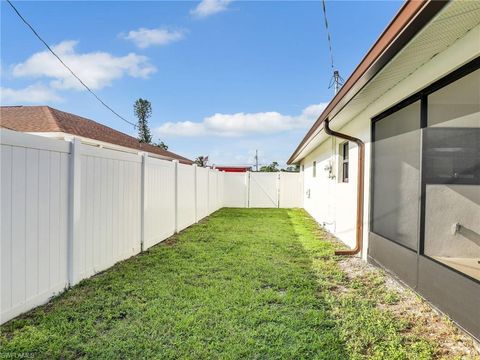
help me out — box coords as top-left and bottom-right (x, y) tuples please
(134, 98), (152, 144)
(155, 140), (168, 150)
(282, 164), (300, 172)
(259, 161), (279, 172)
(194, 156), (208, 167)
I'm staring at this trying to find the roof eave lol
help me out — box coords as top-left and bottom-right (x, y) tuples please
(287, 0), (449, 165)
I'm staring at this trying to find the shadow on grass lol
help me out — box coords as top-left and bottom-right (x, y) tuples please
(287, 209), (441, 359)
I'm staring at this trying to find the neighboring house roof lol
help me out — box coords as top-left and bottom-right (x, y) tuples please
(216, 166), (252, 173)
(0, 106), (193, 164)
(287, 0), (449, 164)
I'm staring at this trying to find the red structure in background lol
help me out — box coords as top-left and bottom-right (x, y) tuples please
(215, 166), (252, 173)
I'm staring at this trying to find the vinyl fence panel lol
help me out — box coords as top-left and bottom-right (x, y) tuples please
(143, 156), (176, 250)
(208, 169), (218, 214)
(1, 131), (69, 324)
(217, 172), (225, 209)
(223, 173), (247, 207)
(177, 163), (196, 231)
(73, 144), (142, 284)
(196, 167), (209, 220)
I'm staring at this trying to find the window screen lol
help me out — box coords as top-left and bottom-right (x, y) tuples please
(423, 128), (480, 185)
(424, 69), (480, 281)
(425, 68), (480, 185)
(372, 101), (421, 250)
(428, 68), (480, 128)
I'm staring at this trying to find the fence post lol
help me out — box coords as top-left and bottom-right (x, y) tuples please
(220, 170), (225, 209)
(207, 167), (210, 214)
(277, 172), (281, 208)
(67, 138), (81, 286)
(193, 164), (198, 223)
(216, 170), (218, 210)
(140, 152), (148, 251)
(173, 160), (179, 233)
(246, 171), (251, 208)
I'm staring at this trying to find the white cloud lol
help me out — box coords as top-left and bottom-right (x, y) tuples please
(301, 103), (328, 119)
(156, 103), (327, 137)
(1, 83), (62, 104)
(191, 0), (233, 18)
(123, 28), (186, 48)
(12, 40), (156, 91)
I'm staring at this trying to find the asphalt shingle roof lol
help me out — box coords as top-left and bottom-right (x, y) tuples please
(0, 106), (193, 164)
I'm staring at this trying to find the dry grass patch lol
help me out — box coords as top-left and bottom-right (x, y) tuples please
(337, 256), (480, 359)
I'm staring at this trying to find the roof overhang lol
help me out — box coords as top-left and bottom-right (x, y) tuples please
(287, 0), (450, 164)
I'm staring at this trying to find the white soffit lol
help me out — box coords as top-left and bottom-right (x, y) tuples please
(349, 0), (480, 113)
(294, 0), (480, 163)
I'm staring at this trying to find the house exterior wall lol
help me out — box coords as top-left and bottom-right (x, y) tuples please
(424, 185), (480, 259)
(299, 23), (480, 260)
(302, 119), (369, 255)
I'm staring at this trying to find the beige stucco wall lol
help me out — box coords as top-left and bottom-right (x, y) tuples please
(425, 185), (480, 258)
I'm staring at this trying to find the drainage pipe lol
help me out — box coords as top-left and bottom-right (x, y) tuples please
(323, 119), (365, 256)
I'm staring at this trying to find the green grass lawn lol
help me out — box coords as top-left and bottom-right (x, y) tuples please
(1, 209), (438, 359)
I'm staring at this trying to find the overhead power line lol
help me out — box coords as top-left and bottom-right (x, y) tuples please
(321, 0), (344, 95)
(6, 0), (137, 128)
(321, 0), (335, 70)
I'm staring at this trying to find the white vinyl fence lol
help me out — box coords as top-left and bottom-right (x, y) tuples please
(278, 172), (304, 208)
(224, 173), (248, 207)
(1, 130), (224, 324)
(1, 129), (303, 324)
(1, 133), (70, 324)
(143, 156), (176, 250)
(224, 171), (303, 208)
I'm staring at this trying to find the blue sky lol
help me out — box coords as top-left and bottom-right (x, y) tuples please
(1, 0), (401, 166)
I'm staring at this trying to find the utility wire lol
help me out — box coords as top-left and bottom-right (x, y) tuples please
(321, 0), (335, 70)
(6, 0), (137, 128)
